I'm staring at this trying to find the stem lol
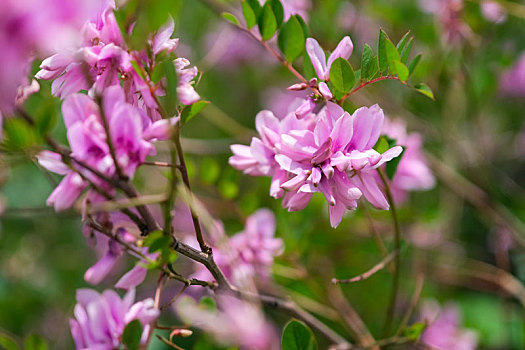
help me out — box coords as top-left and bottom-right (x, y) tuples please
(377, 169), (401, 337)
(163, 140), (178, 237)
(332, 249), (398, 284)
(395, 273), (424, 337)
(173, 126), (209, 253)
(95, 95), (125, 179)
(143, 272), (166, 349)
(339, 76), (401, 104)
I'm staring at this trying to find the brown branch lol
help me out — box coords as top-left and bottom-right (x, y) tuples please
(327, 284), (377, 348)
(173, 126), (209, 253)
(332, 249), (397, 284)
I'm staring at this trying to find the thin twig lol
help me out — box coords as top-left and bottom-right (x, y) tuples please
(173, 126), (209, 253)
(339, 76), (401, 104)
(94, 95), (126, 179)
(143, 272), (166, 349)
(143, 161), (181, 169)
(327, 284), (377, 348)
(395, 273), (425, 337)
(377, 169), (402, 337)
(161, 284), (189, 310)
(332, 249), (398, 284)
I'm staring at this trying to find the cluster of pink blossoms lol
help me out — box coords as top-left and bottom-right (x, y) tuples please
(70, 288), (159, 349)
(230, 36), (436, 227)
(0, 0), (96, 120)
(419, 300), (478, 350)
(190, 209), (283, 285)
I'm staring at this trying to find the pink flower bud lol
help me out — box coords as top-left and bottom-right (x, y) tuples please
(287, 83), (308, 91)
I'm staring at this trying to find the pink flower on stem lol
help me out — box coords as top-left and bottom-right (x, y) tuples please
(176, 295), (278, 349)
(306, 36), (353, 81)
(419, 300), (478, 350)
(70, 288), (159, 349)
(230, 101), (402, 228)
(0, 0), (92, 115)
(191, 209), (283, 285)
(381, 118), (435, 203)
(37, 86), (175, 211)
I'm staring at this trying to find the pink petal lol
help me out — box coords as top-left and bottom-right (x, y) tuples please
(326, 36), (354, 74)
(306, 38), (327, 80)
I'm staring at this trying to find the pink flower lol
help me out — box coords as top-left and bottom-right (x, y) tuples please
(70, 288), (159, 349)
(176, 295), (279, 349)
(500, 53), (525, 97)
(37, 86), (174, 211)
(381, 118), (435, 203)
(230, 102), (403, 227)
(191, 209), (283, 285)
(35, 1), (198, 113)
(481, 1), (507, 24)
(306, 36), (353, 81)
(175, 58), (200, 105)
(420, 300), (478, 350)
(419, 0), (473, 45)
(0, 0), (91, 114)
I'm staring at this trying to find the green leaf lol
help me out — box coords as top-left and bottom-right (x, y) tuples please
(278, 16), (305, 62)
(361, 44), (377, 81)
(268, 0), (284, 27)
(400, 37), (414, 64)
(258, 3), (278, 41)
(199, 296), (217, 310)
(221, 12), (239, 26)
(302, 51), (316, 79)
(281, 319), (318, 350)
(149, 235), (171, 253)
(246, 0), (262, 16)
(408, 54), (422, 76)
(241, 1), (256, 29)
(0, 334), (19, 350)
(403, 322), (427, 341)
(162, 60), (178, 116)
(24, 335), (48, 350)
(373, 136), (390, 154)
(384, 38), (401, 70)
(3, 118), (37, 150)
(414, 83), (435, 100)
(180, 100), (210, 124)
(386, 147), (404, 180)
(294, 15), (309, 37)
(329, 58), (355, 94)
(122, 320), (143, 350)
(392, 60), (409, 82)
(396, 31), (411, 53)
(378, 29), (389, 73)
(143, 230), (163, 247)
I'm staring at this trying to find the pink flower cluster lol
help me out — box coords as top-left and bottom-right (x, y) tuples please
(35, 0), (200, 112)
(37, 86), (174, 211)
(70, 288), (159, 349)
(191, 209), (283, 285)
(382, 118), (435, 203)
(176, 295), (278, 349)
(230, 101), (402, 228)
(420, 300), (478, 350)
(0, 0), (93, 116)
